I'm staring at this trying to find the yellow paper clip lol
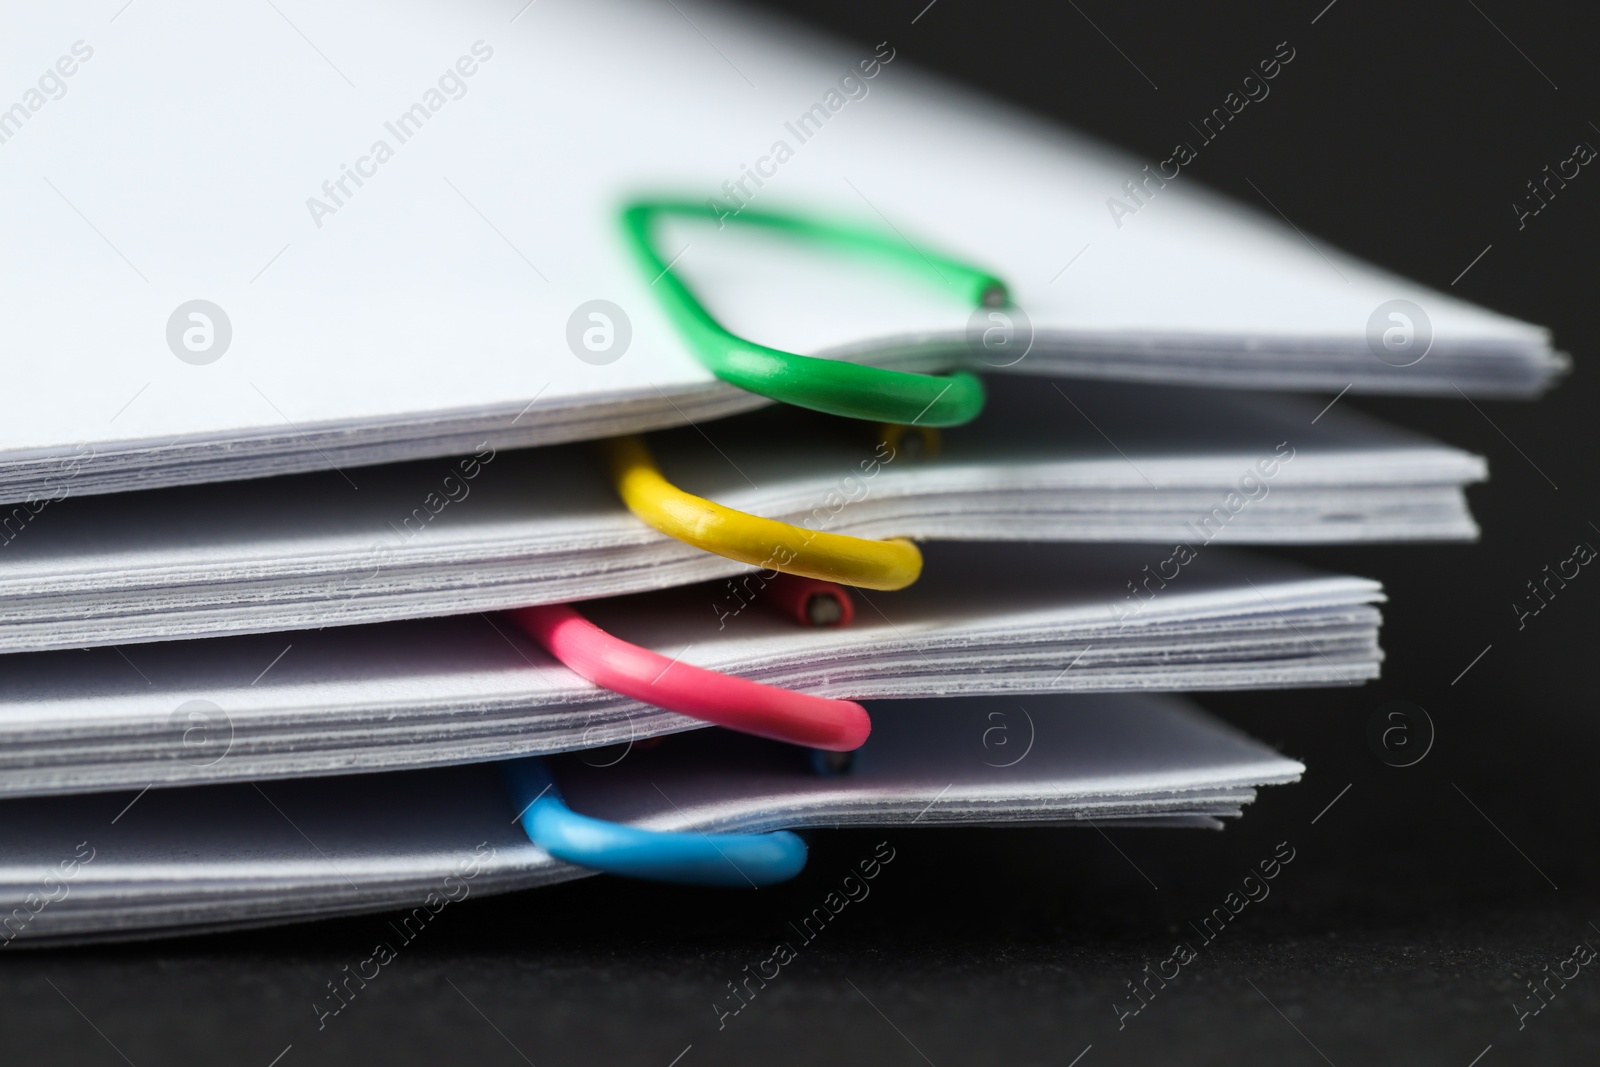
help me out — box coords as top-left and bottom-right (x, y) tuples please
(603, 435), (921, 591)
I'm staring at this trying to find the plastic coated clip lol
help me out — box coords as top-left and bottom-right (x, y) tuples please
(504, 757), (807, 886)
(509, 595), (871, 751)
(621, 198), (1007, 427)
(603, 433), (921, 591)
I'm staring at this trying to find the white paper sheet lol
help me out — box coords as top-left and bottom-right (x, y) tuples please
(0, 379), (1449, 651)
(0, 0), (1557, 502)
(0, 694), (1302, 944)
(0, 543), (1373, 796)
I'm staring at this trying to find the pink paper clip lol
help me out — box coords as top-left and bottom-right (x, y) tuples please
(509, 579), (870, 751)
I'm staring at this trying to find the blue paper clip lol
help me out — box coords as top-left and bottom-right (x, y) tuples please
(503, 758), (807, 887)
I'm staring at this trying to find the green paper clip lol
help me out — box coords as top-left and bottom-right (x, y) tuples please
(620, 198), (1007, 427)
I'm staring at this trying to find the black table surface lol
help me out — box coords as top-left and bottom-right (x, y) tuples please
(5, 1), (1598, 1063)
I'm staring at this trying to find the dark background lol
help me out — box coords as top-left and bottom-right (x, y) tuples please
(5, 1), (1598, 1063)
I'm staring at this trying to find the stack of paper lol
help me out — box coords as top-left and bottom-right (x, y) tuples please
(0, 0), (1556, 944)
(0, 0), (1558, 502)
(0, 545), (1378, 796)
(0, 380), (1470, 651)
(0, 696), (1303, 944)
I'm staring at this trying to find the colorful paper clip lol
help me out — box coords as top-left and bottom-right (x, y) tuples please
(621, 198), (1006, 427)
(602, 433), (921, 591)
(504, 757), (808, 886)
(509, 575), (871, 752)
(761, 573), (856, 628)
